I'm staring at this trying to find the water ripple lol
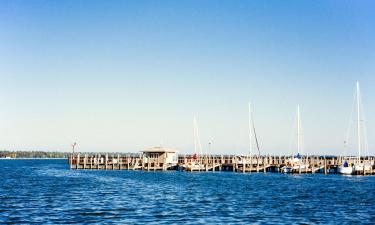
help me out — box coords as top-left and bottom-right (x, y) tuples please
(1, 160), (375, 224)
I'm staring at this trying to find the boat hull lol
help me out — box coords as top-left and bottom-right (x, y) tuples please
(338, 166), (353, 175)
(281, 167), (293, 173)
(185, 163), (205, 171)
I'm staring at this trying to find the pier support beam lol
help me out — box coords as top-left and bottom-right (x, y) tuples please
(324, 157), (327, 175)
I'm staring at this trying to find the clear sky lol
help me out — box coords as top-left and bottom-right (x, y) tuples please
(1, 0), (375, 155)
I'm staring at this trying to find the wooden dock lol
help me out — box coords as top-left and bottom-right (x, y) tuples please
(68, 153), (375, 175)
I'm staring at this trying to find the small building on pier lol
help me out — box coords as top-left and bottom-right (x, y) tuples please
(141, 147), (178, 170)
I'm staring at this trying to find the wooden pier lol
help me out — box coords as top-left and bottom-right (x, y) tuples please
(68, 153), (375, 175)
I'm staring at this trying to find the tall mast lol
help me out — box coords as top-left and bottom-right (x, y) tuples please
(250, 103), (261, 157)
(193, 116), (197, 156)
(248, 102), (252, 156)
(193, 116), (203, 156)
(297, 105), (300, 155)
(356, 81), (361, 162)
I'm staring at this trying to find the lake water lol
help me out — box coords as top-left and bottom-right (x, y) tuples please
(1, 159), (375, 224)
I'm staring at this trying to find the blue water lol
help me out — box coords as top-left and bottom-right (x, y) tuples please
(1, 160), (375, 224)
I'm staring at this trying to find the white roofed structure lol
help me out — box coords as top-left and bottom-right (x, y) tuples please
(141, 146), (177, 153)
(141, 146), (178, 170)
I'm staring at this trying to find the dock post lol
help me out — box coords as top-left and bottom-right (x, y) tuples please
(162, 153), (167, 171)
(105, 154), (108, 170)
(219, 155), (223, 171)
(256, 156), (259, 173)
(263, 157), (266, 173)
(212, 155), (215, 172)
(242, 156), (247, 173)
(76, 153), (80, 169)
(83, 154), (87, 169)
(111, 155), (114, 170)
(163, 162), (166, 171)
(133, 156), (137, 170)
(198, 156), (201, 172)
(249, 156), (252, 173)
(140, 155), (144, 170)
(363, 159), (366, 176)
(324, 157), (327, 175)
(236, 156), (239, 172)
(155, 156), (158, 171)
(232, 156), (235, 172)
(69, 154), (72, 169)
(206, 156), (209, 172)
(117, 154), (121, 170)
(147, 156), (150, 171)
(97, 154), (99, 169)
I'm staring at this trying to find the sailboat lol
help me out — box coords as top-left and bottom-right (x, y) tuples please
(238, 102), (261, 166)
(185, 116), (206, 171)
(282, 105), (308, 173)
(339, 81), (371, 174)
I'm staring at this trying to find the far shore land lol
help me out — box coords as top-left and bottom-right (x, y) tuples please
(0, 150), (135, 159)
(0, 150), (70, 159)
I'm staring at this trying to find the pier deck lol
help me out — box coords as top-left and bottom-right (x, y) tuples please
(68, 154), (375, 175)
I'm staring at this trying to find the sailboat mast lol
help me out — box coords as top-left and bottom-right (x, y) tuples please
(193, 116), (197, 156)
(248, 102), (252, 156)
(297, 105), (300, 155)
(356, 81), (361, 162)
(193, 116), (203, 157)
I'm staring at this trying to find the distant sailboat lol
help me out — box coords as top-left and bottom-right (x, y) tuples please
(339, 81), (371, 174)
(185, 116), (205, 171)
(239, 102), (261, 165)
(282, 105), (307, 173)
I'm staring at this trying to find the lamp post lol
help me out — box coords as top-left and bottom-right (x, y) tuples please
(208, 141), (212, 157)
(71, 142), (77, 154)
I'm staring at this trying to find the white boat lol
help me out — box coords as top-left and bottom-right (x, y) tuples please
(185, 116), (205, 171)
(282, 156), (308, 173)
(337, 161), (353, 175)
(185, 161), (205, 171)
(241, 101), (263, 172)
(281, 158), (307, 173)
(282, 166), (293, 173)
(281, 105), (308, 173)
(338, 81), (371, 174)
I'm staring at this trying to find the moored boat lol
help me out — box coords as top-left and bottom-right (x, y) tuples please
(338, 81), (371, 175)
(337, 160), (353, 175)
(281, 105), (308, 173)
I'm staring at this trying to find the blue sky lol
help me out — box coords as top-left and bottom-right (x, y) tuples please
(1, 0), (375, 155)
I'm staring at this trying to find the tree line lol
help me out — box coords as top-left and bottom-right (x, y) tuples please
(0, 151), (70, 158)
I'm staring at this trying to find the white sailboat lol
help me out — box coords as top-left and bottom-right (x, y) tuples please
(338, 81), (371, 174)
(185, 116), (205, 171)
(282, 105), (308, 173)
(353, 81), (371, 173)
(337, 81), (371, 174)
(239, 102), (261, 166)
